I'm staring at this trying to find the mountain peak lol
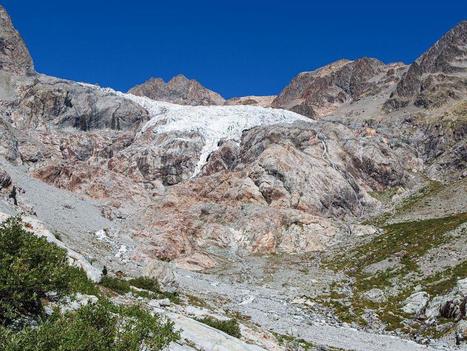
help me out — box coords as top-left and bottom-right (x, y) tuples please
(168, 74), (190, 82)
(129, 74), (225, 106)
(384, 20), (467, 111)
(0, 5), (34, 75)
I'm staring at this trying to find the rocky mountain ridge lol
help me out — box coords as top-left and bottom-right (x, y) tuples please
(0, 4), (466, 350)
(129, 74), (226, 106)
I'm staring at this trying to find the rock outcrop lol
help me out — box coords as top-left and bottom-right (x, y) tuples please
(224, 95), (276, 107)
(384, 20), (467, 111)
(0, 5), (34, 75)
(272, 58), (406, 118)
(129, 74), (225, 106)
(3, 77), (149, 131)
(0, 168), (11, 189)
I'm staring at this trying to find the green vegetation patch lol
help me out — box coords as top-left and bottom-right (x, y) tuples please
(321, 213), (467, 333)
(272, 332), (316, 350)
(0, 218), (96, 326)
(0, 217), (179, 350)
(366, 181), (444, 226)
(100, 276), (180, 304)
(0, 300), (179, 351)
(330, 212), (467, 276)
(195, 316), (241, 338)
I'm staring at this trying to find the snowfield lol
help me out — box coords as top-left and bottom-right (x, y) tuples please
(81, 83), (312, 175)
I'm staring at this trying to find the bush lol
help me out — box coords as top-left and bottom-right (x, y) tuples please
(196, 316), (241, 338)
(100, 276), (131, 294)
(0, 218), (96, 326)
(129, 276), (161, 293)
(0, 217), (180, 350)
(0, 300), (179, 351)
(103, 276), (181, 304)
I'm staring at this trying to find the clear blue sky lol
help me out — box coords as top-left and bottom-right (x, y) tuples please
(3, 1), (466, 98)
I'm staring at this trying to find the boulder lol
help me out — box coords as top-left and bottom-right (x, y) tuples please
(401, 291), (429, 316)
(144, 259), (178, 291)
(457, 278), (467, 297)
(362, 288), (386, 304)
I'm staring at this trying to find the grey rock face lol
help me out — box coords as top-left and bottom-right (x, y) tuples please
(201, 140), (240, 176)
(6, 77), (149, 131)
(129, 74), (225, 106)
(128, 129), (205, 186)
(0, 118), (19, 163)
(0, 5), (34, 75)
(385, 21), (467, 111)
(272, 58), (404, 118)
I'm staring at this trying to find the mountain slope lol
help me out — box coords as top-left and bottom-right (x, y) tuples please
(0, 5), (466, 350)
(385, 20), (467, 111)
(272, 58), (406, 118)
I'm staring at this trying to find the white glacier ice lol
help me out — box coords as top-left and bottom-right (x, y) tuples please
(78, 82), (312, 176)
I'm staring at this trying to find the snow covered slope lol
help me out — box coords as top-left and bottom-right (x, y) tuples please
(124, 93), (312, 175)
(80, 83), (312, 176)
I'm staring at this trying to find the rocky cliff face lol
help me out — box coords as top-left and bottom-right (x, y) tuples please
(4, 77), (149, 131)
(0, 5), (34, 75)
(384, 20), (467, 111)
(272, 58), (406, 118)
(128, 74), (225, 106)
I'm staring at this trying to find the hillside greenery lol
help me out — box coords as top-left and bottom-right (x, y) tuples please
(0, 217), (179, 350)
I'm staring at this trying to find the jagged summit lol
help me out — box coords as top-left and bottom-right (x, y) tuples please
(385, 20), (467, 111)
(128, 74), (225, 106)
(0, 5), (34, 75)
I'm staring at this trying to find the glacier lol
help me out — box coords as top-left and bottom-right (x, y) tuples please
(79, 82), (311, 175)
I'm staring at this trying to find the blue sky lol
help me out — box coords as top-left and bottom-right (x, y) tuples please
(4, 1), (466, 98)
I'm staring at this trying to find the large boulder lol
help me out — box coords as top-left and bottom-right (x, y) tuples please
(402, 291), (430, 316)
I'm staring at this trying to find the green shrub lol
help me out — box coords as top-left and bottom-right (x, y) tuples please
(129, 276), (161, 293)
(0, 218), (96, 326)
(0, 300), (179, 351)
(0, 217), (179, 350)
(196, 316), (241, 338)
(129, 277), (180, 303)
(100, 276), (131, 294)
(102, 276), (181, 304)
